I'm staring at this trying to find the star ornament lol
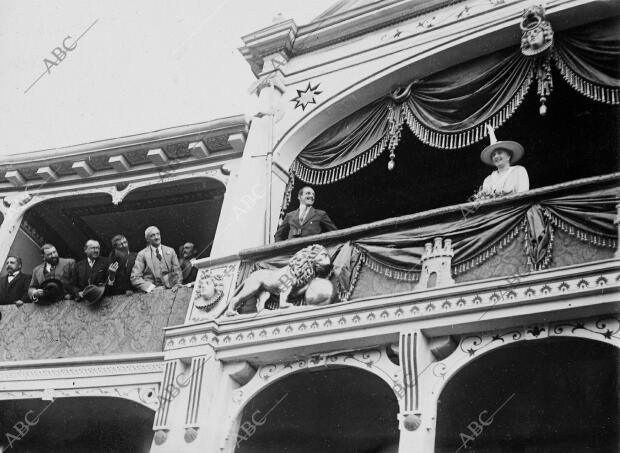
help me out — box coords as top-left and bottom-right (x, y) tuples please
(291, 82), (322, 111)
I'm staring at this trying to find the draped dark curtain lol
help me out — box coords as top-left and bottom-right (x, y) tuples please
(291, 100), (390, 184)
(289, 17), (620, 186)
(254, 179), (619, 302)
(554, 17), (620, 101)
(405, 48), (533, 147)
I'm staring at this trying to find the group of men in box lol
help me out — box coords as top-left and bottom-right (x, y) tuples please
(0, 226), (198, 308)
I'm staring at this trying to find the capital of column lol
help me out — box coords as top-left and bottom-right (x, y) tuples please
(0, 192), (35, 217)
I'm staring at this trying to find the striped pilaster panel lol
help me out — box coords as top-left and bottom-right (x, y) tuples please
(185, 355), (208, 428)
(399, 331), (418, 412)
(153, 360), (178, 430)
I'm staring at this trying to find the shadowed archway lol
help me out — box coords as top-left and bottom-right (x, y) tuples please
(0, 396), (154, 453)
(235, 367), (400, 453)
(435, 337), (619, 452)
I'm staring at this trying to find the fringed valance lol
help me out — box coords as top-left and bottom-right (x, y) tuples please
(288, 17), (620, 186)
(252, 182), (619, 304)
(553, 18), (620, 104)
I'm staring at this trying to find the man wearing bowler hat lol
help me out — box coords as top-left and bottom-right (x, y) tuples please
(29, 243), (78, 303)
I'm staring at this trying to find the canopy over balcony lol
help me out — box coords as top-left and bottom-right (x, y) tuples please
(280, 17), (619, 229)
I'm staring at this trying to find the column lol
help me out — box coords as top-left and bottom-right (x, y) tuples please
(149, 349), (252, 453)
(210, 64), (286, 257)
(0, 193), (36, 266)
(397, 329), (440, 453)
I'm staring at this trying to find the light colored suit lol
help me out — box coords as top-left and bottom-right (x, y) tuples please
(130, 245), (181, 293)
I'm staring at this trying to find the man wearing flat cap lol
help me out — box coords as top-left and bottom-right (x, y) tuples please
(29, 243), (78, 302)
(131, 226), (182, 293)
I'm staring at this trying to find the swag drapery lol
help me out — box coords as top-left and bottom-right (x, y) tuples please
(288, 18), (620, 190)
(242, 178), (618, 302)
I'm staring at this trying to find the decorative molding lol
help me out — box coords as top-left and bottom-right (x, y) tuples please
(164, 260), (618, 351)
(147, 148), (169, 165)
(240, 19), (297, 76)
(184, 356), (208, 429)
(36, 166), (58, 182)
(189, 141), (209, 158)
(186, 263), (240, 323)
(399, 331), (418, 413)
(426, 314), (620, 401)
(0, 361), (164, 382)
(0, 384), (160, 411)
(290, 82), (323, 111)
(72, 161), (94, 178)
(5, 170), (26, 187)
(0, 117), (248, 191)
(153, 360), (178, 432)
(225, 347), (401, 422)
(294, 0), (511, 54)
(109, 155), (130, 172)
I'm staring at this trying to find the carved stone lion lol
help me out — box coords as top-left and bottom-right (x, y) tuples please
(225, 244), (333, 317)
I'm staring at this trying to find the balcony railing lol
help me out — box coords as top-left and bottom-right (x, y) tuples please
(0, 287), (192, 361)
(186, 173), (618, 323)
(1, 174), (616, 362)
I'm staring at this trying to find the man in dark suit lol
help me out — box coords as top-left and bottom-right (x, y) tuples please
(178, 242), (198, 285)
(106, 234), (137, 295)
(29, 243), (78, 302)
(75, 239), (109, 300)
(131, 226), (182, 293)
(0, 255), (31, 306)
(274, 186), (338, 242)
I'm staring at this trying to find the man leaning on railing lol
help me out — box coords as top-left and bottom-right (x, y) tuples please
(274, 186), (338, 242)
(130, 226), (182, 293)
(28, 243), (78, 303)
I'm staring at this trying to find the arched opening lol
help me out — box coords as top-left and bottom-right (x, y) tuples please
(5, 177), (224, 276)
(0, 396), (154, 452)
(435, 338), (619, 452)
(235, 367), (399, 453)
(285, 75), (618, 229)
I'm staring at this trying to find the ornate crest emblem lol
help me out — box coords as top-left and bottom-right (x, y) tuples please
(194, 270), (225, 311)
(520, 5), (554, 56)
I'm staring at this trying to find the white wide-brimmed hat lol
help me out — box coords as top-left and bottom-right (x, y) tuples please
(480, 124), (525, 166)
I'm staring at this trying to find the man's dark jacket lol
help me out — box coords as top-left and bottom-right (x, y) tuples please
(274, 206), (338, 242)
(76, 256), (110, 290)
(107, 251), (137, 295)
(0, 272), (31, 305)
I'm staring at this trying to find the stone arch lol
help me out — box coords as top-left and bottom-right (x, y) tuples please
(227, 354), (401, 452)
(433, 332), (619, 452)
(424, 315), (620, 406)
(224, 347), (401, 435)
(0, 395), (156, 451)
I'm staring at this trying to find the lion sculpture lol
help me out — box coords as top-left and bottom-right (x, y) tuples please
(225, 244), (333, 317)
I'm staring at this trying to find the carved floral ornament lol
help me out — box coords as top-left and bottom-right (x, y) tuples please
(427, 316), (620, 394)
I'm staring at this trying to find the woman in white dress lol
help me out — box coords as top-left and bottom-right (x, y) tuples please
(479, 124), (529, 196)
